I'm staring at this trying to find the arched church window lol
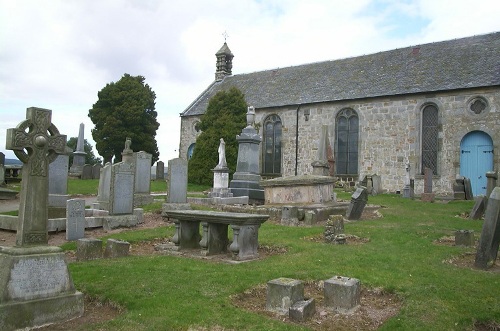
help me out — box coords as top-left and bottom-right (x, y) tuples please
(262, 114), (282, 175)
(335, 108), (358, 175)
(187, 143), (195, 160)
(421, 104), (439, 175)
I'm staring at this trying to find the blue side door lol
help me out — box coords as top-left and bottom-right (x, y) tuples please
(460, 131), (494, 196)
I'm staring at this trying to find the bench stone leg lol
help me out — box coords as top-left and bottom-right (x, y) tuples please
(179, 220), (201, 249)
(236, 224), (260, 260)
(172, 221), (180, 246)
(199, 222), (208, 249)
(207, 223), (229, 255)
(229, 225), (240, 255)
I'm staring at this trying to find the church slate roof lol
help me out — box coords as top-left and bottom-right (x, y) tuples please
(181, 32), (500, 117)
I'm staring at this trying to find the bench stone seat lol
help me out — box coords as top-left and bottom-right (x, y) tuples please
(164, 210), (269, 260)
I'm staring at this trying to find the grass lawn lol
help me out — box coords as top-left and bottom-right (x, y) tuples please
(63, 191), (499, 330)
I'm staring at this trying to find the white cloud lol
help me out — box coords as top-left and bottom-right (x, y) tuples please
(0, 0), (499, 162)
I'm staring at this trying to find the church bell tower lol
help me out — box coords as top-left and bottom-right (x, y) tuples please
(215, 42), (234, 81)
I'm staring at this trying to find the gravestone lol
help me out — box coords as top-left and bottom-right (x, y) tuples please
(92, 163), (102, 179)
(81, 164), (93, 180)
(48, 147), (71, 218)
(311, 125), (330, 176)
(421, 167), (435, 202)
(469, 196), (487, 220)
(76, 238), (103, 261)
(167, 158), (188, 204)
(109, 161), (135, 215)
(104, 239), (130, 258)
(69, 123), (86, 177)
(66, 199), (86, 241)
(0, 107), (83, 330)
(324, 215), (345, 243)
(346, 186), (368, 220)
(156, 160), (165, 180)
(464, 177), (474, 200)
(0, 152), (4, 186)
(134, 151), (153, 206)
(455, 230), (475, 247)
(281, 206), (299, 226)
(266, 278), (304, 314)
(95, 162), (112, 211)
(371, 174), (382, 195)
(486, 171), (498, 198)
(453, 177), (466, 200)
(324, 276), (360, 313)
(474, 187), (500, 269)
(229, 106), (264, 203)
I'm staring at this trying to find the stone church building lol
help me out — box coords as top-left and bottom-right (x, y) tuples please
(179, 32), (500, 196)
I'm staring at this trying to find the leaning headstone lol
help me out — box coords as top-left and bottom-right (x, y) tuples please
(474, 187), (500, 269)
(76, 238), (103, 261)
(455, 230), (475, 247)
(324, 276), (361, 313)
(0, 107), (83, 330)
(134, 151), (153, 206)
(104, 238), (130, 258)
(69, 122), (86, 177)
(92, 163), (102, 179)
(464, 177), (474, 200)
(469, 196), (487, 220)
(421, 167), (435, 202)
(66, 199), (86, 241)
(109, 161), (135, 215)
(346, 186), (368, 220)
(266, 278), (304, 314)
(156, 160), (165, 181)
(81, 164), (93, 180)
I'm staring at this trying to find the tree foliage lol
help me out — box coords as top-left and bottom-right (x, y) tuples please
(66, 137), (102, 165)
(88, 74), (160, 163)
(188, 87), (247, 185)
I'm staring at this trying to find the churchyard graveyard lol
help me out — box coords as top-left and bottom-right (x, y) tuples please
(1, 184), (498, 330)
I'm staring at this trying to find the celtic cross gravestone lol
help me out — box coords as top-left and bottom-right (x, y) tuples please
(6, 107), (67, 246)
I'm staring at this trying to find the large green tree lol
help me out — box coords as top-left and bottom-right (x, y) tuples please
(67, 137), (102, 165)
(88, 74), (160, 163)
(188, 87), (247, 185)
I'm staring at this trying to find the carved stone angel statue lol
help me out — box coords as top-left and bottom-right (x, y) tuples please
(217, 138), (227, 168)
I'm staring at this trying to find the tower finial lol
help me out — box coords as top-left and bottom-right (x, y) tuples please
(222, 31), (229, 42)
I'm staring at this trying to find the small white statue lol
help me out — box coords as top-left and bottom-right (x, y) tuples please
(217, 138), (227, 168)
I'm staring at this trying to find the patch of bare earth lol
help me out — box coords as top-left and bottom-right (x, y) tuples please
(232, 282), (402, 331)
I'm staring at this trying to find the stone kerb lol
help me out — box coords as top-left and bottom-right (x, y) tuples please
(76, 238), (103, 261)
(104, 239), (130, 258)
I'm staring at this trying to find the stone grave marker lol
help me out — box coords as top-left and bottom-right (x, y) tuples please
(0, 107), (83, 330)
(167, 158), (188, 203)
(134, 151), (153, 206)
(474, 187), (500, 269)
(311, 125), (330, 176)
(69, 123), (86, 177)
(464, 177), (474, 200)
(48, 147), (71, 218)
(371, 174), (382, 195)
(469, 196), (487, 220)
(156, 160), (165, 180)
(455, 230), (475, 247)
(346, 186), (368, 220)
(92, 163), (102, 179)
(453, 177), (466, 200)
(486, 171), (497, 198)
(0, 152), (5, 186)
(81, 164), (93, 179)
(109, 161), (135, 215)
(96, 162), (112, 210)
(66, 198), (86, 241)
(324, 276), (360, 313)
(421, 167), (435, 202)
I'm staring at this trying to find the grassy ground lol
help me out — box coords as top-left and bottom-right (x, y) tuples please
(62, 191), (499, 330)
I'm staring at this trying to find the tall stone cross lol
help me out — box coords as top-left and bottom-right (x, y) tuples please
(6, 107), (67, 246)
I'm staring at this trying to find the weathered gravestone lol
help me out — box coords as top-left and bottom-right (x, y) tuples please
(0, 107), (83, 330)
(469, 196), (487, 220)
(95, 162), (112, 210)
(311, 125), (330, 176)
(486, 171), (498, 199)
(420, 167), (435, 202)
(156, 160), (165, 180)
(464, 177), (474, 200)
(474, 187), (500, 269)
(109, 161), (135, 215)
(346, 186), (368, 220)
(92, 163), (102, 179)
(167, 158), (188, 204)
(453, 177), (466, 200)
(324, 215), (345, 244)
(66, 199), (86, 241)
(48, 147), (71, 218)
(134, 151), (153, 206)
(81, 164), (93, 180)
(0, 152), (4, 186)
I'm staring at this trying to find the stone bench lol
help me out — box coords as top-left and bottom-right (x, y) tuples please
(163, 210), (269, 260)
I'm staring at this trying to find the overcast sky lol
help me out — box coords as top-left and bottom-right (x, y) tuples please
(1, 0), (499, 163)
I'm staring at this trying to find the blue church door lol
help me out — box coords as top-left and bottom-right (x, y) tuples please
(460, 131), (494, 196)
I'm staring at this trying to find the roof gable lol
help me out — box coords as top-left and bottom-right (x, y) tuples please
(182, 32), (500, 117)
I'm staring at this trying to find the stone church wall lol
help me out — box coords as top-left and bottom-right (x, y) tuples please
(179, 87), (499, 196)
